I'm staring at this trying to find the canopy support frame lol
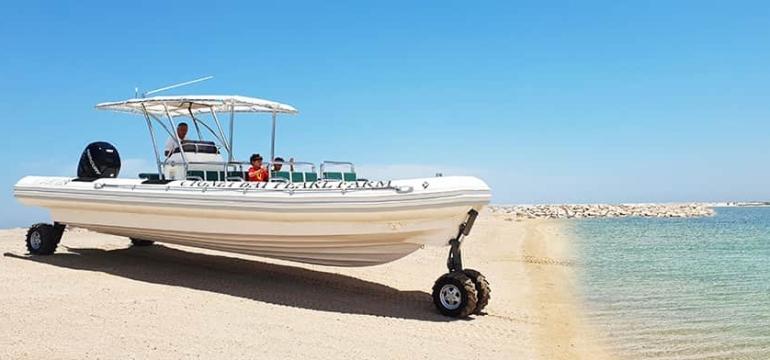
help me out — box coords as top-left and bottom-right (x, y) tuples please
(228, 104), (235, 164)
(182, 110), (229, 152)
(141, 104), (164, 180)
(106, 96), (297, 182)
(163, 102), (189, 177)
(209, 107), (231, 158)
(188, 105), (203, 141)
(270, 111), (276, 163)
(145, 112), (178, 175)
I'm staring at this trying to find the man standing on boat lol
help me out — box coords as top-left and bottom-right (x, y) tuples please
(164, 122), (188, 157)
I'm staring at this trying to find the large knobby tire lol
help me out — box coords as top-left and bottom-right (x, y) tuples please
(463, 268), (491, 315)
(130, 238), (155, 247)
(26, 223), (60, 255)
(432, 271), (478, 318)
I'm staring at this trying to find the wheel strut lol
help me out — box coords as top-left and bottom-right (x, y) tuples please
(446, 209), (478, 273)
(433, 209), (489, 317)
(53, 222), (66, 242)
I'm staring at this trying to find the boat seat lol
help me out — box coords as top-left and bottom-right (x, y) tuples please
(227, 171), (246, 181)
(323, 172), (357, 181)
(272, 171), (291, 181)
(323, 172), (343, 180)
(172, 140), (219, 154)
(291, 172), (305, 182)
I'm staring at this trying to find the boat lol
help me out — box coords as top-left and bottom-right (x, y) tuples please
(13, 80), (492, 318)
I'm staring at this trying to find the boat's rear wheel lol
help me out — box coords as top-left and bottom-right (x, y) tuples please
(130, 238), (155, 247)
(26, 223), (64, 255)
(463, 269), (491, 315)
(432, 271), (478, 318)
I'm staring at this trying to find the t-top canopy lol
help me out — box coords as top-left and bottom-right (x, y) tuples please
(95, 95), (298, 117)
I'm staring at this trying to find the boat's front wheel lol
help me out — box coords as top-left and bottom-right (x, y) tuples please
(26, 223), (63, 255)
(463, 269), (491, 315)
(130, 238), (155, 247)
(432, 271), (478, 318)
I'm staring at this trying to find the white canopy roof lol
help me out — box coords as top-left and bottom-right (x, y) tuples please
(95, 95), (298, 117)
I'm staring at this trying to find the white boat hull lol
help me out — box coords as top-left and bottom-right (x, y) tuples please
(15, 176), (490, 266)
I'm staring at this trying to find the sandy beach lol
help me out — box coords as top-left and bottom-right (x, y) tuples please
(0, 211), (609, 359)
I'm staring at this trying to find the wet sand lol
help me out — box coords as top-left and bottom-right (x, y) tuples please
(0, 212), (609, 359)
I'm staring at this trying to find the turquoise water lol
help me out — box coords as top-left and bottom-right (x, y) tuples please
(572, 207), (770, 359)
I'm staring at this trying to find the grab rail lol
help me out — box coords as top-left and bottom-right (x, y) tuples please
(161, 159), (363, 184)
(269, 160), (316, 172)
(95, 180), (407, 194)
(320, 161), (355, 174)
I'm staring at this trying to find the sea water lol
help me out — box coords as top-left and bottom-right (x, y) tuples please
(572, 207), (770, 359)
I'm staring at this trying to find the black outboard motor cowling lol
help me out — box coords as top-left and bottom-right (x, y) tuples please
(77, 142), (121, 179)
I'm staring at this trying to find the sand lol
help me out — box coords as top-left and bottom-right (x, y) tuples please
(0, 212), (610, 359)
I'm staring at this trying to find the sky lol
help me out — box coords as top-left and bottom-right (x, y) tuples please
(1, 1), (769, 227)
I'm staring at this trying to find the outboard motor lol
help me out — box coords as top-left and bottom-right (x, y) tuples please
(77, 142), (121, 179)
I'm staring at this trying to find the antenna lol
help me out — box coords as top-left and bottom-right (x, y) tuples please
(143, 75), (214, 97)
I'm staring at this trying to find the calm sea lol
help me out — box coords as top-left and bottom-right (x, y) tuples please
(572, 207), (770, 359)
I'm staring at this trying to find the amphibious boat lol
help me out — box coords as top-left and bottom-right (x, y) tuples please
(14, 83), (491, 317)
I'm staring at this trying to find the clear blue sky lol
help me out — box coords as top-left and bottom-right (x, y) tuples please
(2, 1), (769, 227)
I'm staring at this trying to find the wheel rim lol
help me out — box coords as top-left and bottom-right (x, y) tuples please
(439, 284), (463, 310)
(30, 231), (42, 249)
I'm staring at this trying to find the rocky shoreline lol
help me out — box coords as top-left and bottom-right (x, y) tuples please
(490, 203), (715, 220)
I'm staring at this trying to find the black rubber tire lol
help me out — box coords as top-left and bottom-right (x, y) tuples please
(463, 268), (491, 315)
(26, 223), (60, 255)
(432, 271), (478, 318)
(130, 238), (155, 247)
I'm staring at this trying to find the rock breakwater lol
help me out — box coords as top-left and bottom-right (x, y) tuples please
(490, 203), (715, 219)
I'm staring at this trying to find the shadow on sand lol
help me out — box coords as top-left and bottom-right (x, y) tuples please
(5, 244), (453, 322)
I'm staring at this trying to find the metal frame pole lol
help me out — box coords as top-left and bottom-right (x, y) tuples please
(270, 111), (276, 162)
(209, 107), (231, 156)
(141, 104), (164, 179)
(229, 104), (235, 163)
(187, 112), (226, 147)
(163, 103), (188, 177)
(148, 113), (175, 139)
(188, 106), (203, 140)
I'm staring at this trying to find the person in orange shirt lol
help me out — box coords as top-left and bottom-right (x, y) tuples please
(247, 153), (269, 182)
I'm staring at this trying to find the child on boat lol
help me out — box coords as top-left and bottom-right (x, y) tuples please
(247, 153), (269, 182)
